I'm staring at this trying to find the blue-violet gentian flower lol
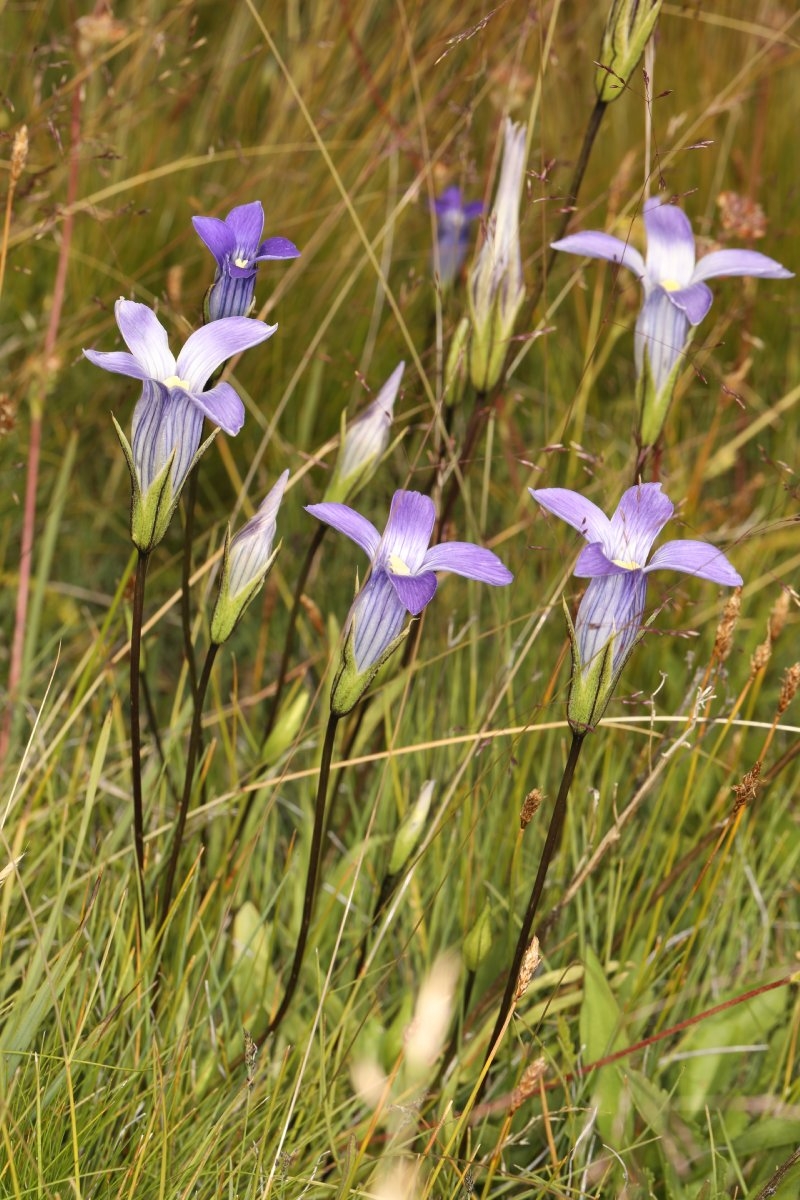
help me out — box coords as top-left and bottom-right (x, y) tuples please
(432, 187), (483, 290)
(323, 362), (405, 504)
(84, 297), (275, 551)
(193, 200), (300, 321)
(468, 118), (527, 392)
(530, 482), (743, 731)
(551, 197), (793, 445)
(211, 470), (289, 644)
(307, 489), (513, 715)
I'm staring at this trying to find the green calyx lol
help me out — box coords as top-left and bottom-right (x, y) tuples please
(329, 619), (410, 718)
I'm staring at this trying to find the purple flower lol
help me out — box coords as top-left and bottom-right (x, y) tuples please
(530, 483), (742, 730)
(432, 187), (483, 289)
(192, 200), (300, 320)
(84, 298), (275, 550)
(552, 197), (792, 443)
(307, 490), (512, 710)
(84, 298), (275, 491)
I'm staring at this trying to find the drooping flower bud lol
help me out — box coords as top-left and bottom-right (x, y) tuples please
(323, 363), (404, 505)
(595, 0), (664, 104)
(210, 471), (288, 644)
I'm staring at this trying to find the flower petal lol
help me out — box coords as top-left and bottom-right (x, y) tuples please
(305, 502), (381, 559)
(379, 491), (436, 572)
(529, 488), (610, 544)
(187, 381), (245, 435)
(422, 542), (513, 586)
(82, 349), (151, 380)
(225, 201), (264, 250)
(114, 299), (176, 379)
(551, 230), (646, 279)
(634, 290), (691, 395)
(574, 542), (625, 577)
(390, 570), (438, 615)
(350, 570), (408, 673)
(691, 248), (794, 284)
(665, 280), (713, 325)
(192, 216), (236, 265)
(256, 236), (300, 260)
(643, 199), (696, 287)
(576, 571), (648, 675)
(608, 484), (674, 566)
(646, 539), (742, 586)
(176, 317), (277, 390)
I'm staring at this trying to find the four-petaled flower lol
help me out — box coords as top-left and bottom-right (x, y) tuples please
(530, 483), (742, 731)
(84, 298), (275, 550)
(432, 187), (483, 290)
(308, 490), (513, 713)
(551, 197), (792, 444)
(193, 200), (300, 320)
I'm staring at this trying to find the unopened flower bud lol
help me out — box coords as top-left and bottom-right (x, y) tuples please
(463, 901), (493, 972)
(595, 0), (664, 105)
(468, 118), (527, 393)
(323, 363), (404, 504)
(210, 471), (288, 644)
(388, 779), (434, 876)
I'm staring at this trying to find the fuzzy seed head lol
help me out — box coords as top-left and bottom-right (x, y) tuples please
(733, 761), (761, 812)
(514, 935), (541, 1001)
(778, 663), (800, 715)
(520, 788), (544, 830)
(768, 590), (790, 643)
(11, 126), (28, 186)
(713, 586), (741, 663)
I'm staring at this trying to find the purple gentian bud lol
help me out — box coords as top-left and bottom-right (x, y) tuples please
(307, 489), (513, 716)
(323, 363), (404, 505)
(83, 298), (275, 551)
(530, 483), (742, 732)
(211, 471), (288, 644)
(432, 187), (483, 290)
(468, 118), (527, 393)
(193, 201), (300, 321)
(551, 198), (793, 447)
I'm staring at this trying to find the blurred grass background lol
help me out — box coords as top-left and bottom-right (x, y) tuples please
(1, 1), (799, 1197)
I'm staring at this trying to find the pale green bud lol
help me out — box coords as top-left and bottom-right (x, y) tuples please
(210, 471), (288, 645)
(262, 686), (309, 765)
(468, 118), (527, 393)
(595, 0), (664, 104)
(388, 780), (435, 876)
(323, 363), (404, 504)
(463, 900), (493, 972)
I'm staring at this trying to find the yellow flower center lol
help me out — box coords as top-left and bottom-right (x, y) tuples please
(661, 278), (682, 292)
(388, 553), (411, 575)
(611, 557), (641, 570)
(163, 374), (192, 391)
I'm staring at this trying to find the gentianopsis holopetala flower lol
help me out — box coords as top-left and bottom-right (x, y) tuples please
(193, 200), (300, 320)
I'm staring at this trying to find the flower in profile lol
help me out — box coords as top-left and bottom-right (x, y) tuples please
(551, 197), (793, 445)
(432, 186), (483, 290)
(307, 490), (513, 714)
(323, 362), (404, 505)
(468, 118), (527, 392)
(530, 483), (742, 731)
(211, 471), (289, 644)
(84, 298), (275, 550)
(193, 200), (300, 320)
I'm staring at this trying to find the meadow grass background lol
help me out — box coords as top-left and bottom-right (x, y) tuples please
(1, 1), (799, 1196)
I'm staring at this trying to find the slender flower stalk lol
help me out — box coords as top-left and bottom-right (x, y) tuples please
(551, 198), (793, 450)
(193, 200), (299, 321)
(307, 490), (513, 716)
(129, 551), (150, 925)
(265, 711), (340, 1038)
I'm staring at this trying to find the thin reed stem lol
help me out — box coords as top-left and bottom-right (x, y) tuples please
(159, 641), (219, 931)
(263, 522), (327, 745)
(266, 711), (339, 1038)
(130, 551), (151, 924)
(478, 731), (585, 1089)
